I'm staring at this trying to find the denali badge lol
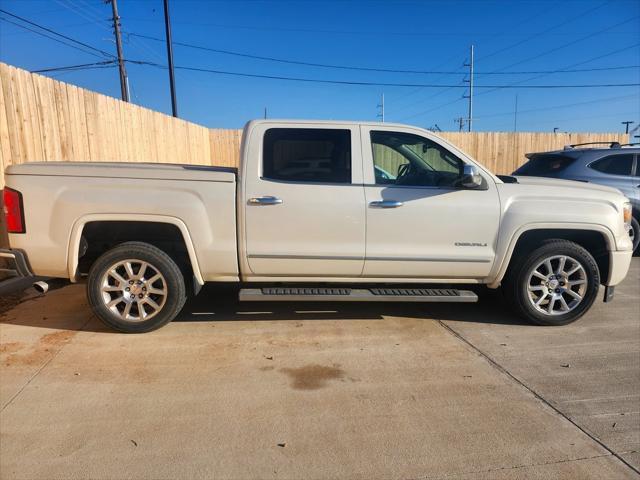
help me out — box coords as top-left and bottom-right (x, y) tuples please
(455, 242), (488, 247)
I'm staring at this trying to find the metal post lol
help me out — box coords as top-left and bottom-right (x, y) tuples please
(467, 44), (474, 132)
(622, 121), (634, 134)
(163, 0), (178, 117)
(377, 93), (385, 122)
(109, 0), (129, 102)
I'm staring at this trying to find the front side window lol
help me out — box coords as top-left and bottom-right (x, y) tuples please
(589, 154), (633, 176)
(263, 128), (351, 183)
(371, 131), (463, 187)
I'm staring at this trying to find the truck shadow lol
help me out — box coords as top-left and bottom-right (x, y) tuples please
(176, 285), (529, 327)
(0, 284), (529, 333)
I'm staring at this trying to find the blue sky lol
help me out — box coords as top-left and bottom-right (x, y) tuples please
(0, 0), (639, 132)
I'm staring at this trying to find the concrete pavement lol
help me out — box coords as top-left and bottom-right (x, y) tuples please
(0, 261), (638, 479)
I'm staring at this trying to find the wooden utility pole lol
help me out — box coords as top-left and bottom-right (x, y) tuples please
(163, 0), (178, 117)
(109, 0), (129, 102)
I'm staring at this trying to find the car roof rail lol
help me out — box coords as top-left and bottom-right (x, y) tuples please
(620, 142), (640, 147)
(563, 141), (622, 150)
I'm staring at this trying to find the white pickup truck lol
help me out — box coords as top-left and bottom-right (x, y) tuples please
(2, 120), (634, 332)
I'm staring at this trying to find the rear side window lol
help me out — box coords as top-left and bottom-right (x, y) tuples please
(589, 154), (633, 176)
(514, 154), (575, 176)
(263, 128), (351, 183)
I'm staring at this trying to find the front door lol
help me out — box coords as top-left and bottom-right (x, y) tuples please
(243, 124), (365, 277)
(361, 126), (500, 279)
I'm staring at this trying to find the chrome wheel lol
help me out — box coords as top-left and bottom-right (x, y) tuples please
(526, 255), (587, 316)
(100, 259), (167, 322)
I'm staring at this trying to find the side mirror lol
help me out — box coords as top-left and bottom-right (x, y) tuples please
(461, 164), (483, 189)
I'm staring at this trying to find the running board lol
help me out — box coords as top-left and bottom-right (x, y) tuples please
(239, 287), (478, 303)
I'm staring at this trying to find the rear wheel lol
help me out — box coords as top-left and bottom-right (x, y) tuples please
(504, 240), (600, 326)
(87, 242), (186, 333)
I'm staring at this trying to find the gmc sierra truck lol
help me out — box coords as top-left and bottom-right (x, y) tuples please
(1, 120), (634, 332)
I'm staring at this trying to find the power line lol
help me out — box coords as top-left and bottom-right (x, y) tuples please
(473, 94), (638, 119)
(32, 60), (117, 73)
(0, 8), (114, 58)
(0, 16), (107, 59)
(127, 32), (638, 75)
(397, 40), (640, 121)
(128, 59), (639, 89)
(476, 0), (609, 62)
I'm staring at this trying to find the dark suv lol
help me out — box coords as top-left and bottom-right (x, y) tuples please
(513, 142), (640, 252)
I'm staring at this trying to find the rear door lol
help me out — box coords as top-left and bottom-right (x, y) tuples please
(584, 153), (635, 198)
(243, 123), (365, 277)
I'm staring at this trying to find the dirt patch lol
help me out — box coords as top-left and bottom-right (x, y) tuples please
(280, 364), (345, 390)
(0, 341), (24, 355)
(3, 330), (76, 367)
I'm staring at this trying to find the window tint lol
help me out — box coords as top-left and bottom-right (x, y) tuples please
(589, 154), (633, 176)
(513, 154), (575, 176)
(263, 128), (351, 183)
(371, 131), (463, 187)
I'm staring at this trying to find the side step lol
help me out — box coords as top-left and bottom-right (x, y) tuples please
(239, 287), (477, 303)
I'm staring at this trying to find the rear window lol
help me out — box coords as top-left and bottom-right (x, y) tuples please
(513, 154), (576, 176)
(263, 128), (351, 183)
(589, 154), (633, 176)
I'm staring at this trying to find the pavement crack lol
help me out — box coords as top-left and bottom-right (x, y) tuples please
(1, 318), (92, 412)
(416, 453), (613, 479)
(438, 320), (640, 477)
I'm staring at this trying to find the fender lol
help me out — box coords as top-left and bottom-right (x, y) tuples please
(487, 222), (616, 288)
(66, 213), (205, 285)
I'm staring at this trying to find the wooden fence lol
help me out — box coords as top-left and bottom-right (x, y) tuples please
(1, 61), (629, 188)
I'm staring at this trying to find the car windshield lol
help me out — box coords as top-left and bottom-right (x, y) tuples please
(514, 154), (576, 176)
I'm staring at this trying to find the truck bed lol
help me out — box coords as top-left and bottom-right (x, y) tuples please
(5, 162), (237, 183)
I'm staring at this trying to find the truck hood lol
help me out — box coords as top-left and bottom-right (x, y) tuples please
(512, 175), (623, 196)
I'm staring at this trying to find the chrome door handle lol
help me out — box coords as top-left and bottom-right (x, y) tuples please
(248, 196), (283, 206)
(369, 200), (404, 208)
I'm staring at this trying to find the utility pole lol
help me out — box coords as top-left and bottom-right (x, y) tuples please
(377, 93), (385, 122)
(455, 117), (466, 132)
(163, 0), (178, 117)
(264, 107), (267, 119)
(109, 0), (129, 102)
(463, 44), (474, 132)
(622, 121), (634, 134)
(513, 94), (518, 132)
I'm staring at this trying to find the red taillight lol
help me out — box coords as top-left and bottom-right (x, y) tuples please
(3, 187), (25, 234)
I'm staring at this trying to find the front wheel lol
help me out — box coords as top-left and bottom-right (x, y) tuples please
(87, 242), (187, 333)
(503, 240), (600, 326)
(629, 217), (639, 253)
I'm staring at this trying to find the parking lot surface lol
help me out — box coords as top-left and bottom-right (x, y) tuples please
(1, 261), (638, 479)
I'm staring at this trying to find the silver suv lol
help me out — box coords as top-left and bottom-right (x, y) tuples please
(513, 142), (640, 252)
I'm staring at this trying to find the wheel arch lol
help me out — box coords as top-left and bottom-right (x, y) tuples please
(66, 214), (204, 286)
(490, 224), (614, 287)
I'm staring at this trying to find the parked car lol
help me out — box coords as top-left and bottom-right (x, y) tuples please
(1, 121), (634, 332)
(513, 142), (640, 252)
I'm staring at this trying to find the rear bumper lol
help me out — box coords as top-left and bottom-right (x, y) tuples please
(0, 249), (33, 278)
(606, 249), (633, 286)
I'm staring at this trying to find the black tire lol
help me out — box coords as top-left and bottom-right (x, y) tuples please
(87, 242), (187, 333)
(503, 239), (600, 326)
(629, 216), (640, 253)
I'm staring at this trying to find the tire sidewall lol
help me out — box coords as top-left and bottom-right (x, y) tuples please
(630, 217), (640, 253)
(511, 241), (600, 326)
(87, 243), (186, 333)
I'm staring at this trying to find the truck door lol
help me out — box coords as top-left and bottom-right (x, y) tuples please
(361, 126), (500, 279)
(242, 123), (365, 277)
